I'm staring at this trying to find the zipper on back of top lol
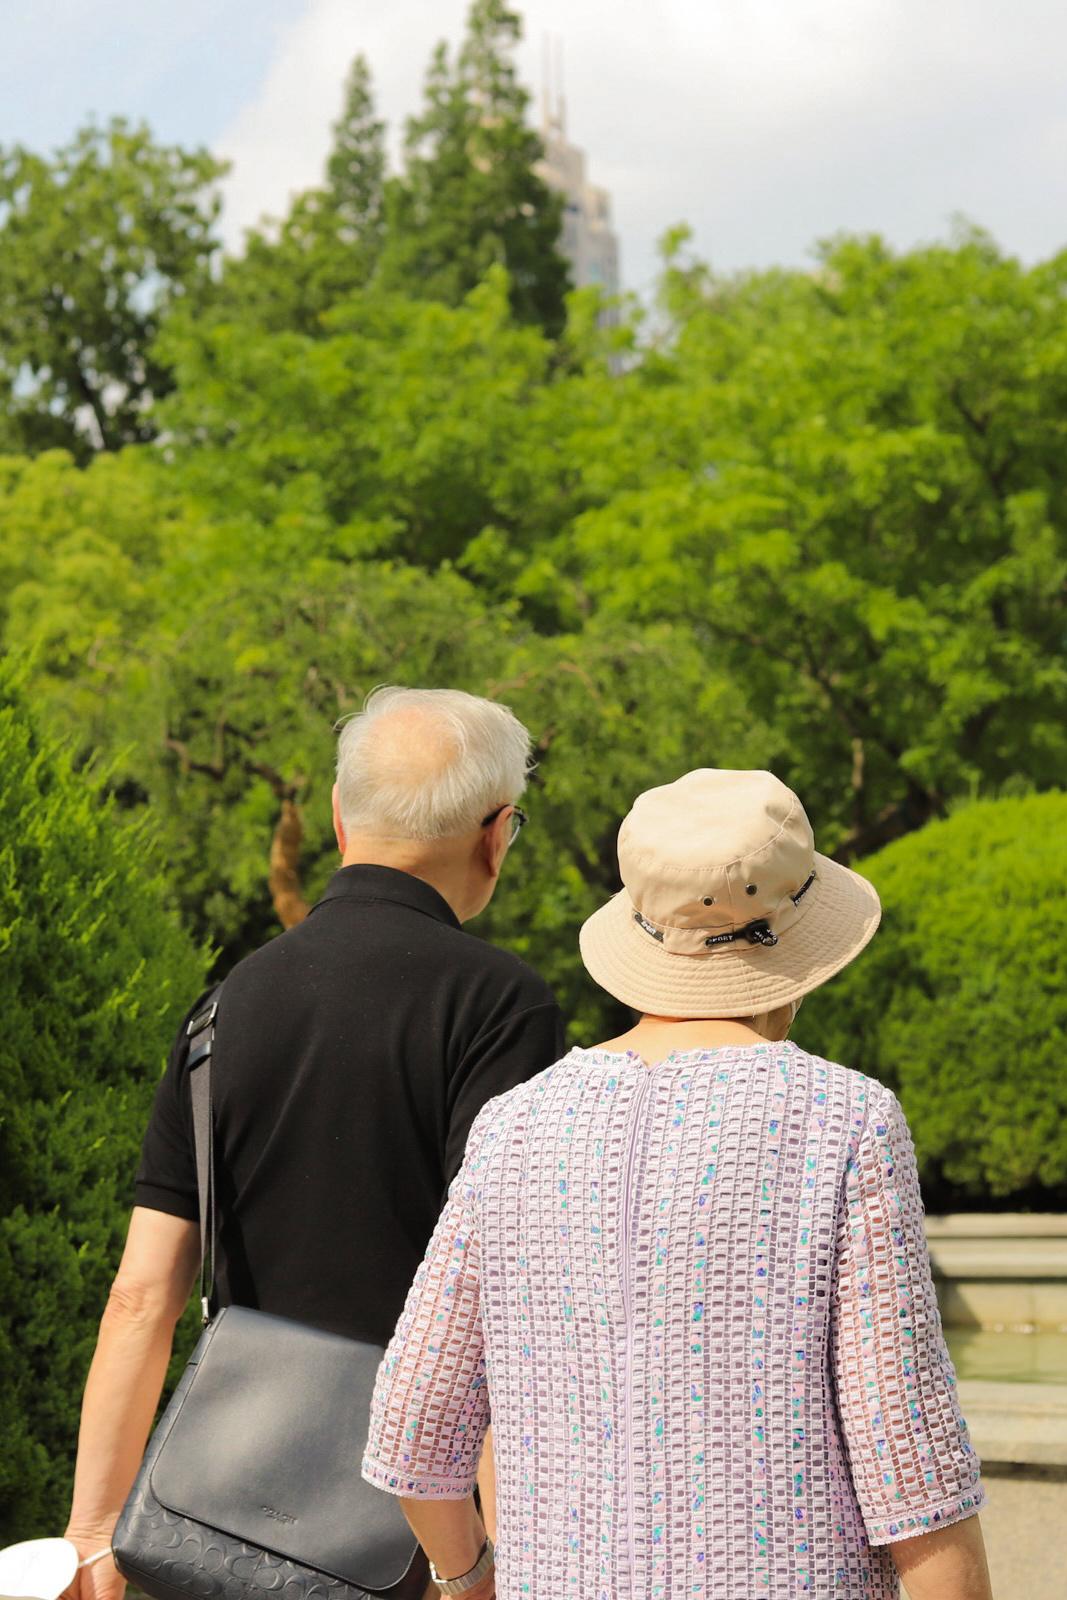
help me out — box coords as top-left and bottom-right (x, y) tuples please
(618, 1069), (654, 1598)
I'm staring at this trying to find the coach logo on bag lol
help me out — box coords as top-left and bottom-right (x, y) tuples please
(261, 1506), (297, 1525)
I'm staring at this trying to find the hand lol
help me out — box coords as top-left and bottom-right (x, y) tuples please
(61, 1527), (124, 1600)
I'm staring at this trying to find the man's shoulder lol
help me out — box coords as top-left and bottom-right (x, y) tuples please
(165, 983), (221, 1075)
(202, 914), (560, 1042)
(455, 930), (557, 1010)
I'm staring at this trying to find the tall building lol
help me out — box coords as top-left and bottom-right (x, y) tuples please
(537, 64), (620, 300)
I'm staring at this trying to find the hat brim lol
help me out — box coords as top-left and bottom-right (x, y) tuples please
(578, 852), (881, 1019)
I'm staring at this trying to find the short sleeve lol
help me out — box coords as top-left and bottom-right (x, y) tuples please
(134, 992), (210, 1221)
(830, 1083), (984, 1544)
(444, 997), (563, 1183)
(362, 1104), (498, 1499)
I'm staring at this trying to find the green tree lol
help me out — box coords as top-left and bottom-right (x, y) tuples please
(0, 447), (197, 751)
(380, 0), (570, 333)
(527, 228), (1067, 856)
(326, 54), (386, 249)
(794, 794), (1067, 1204)
(214, 57), (387, 336)
(113, 553), (526, 961)
(157, 230), (1067, 873)
(4, 227), (1063, 1100)
(476, 618), (777, 1042)
(0, 663), (207, 1537)
(0, 440), (539, 958)
(155, 268), (557, 563)
(0, 120), (225, 458)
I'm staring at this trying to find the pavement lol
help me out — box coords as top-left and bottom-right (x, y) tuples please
(978, 1465), (1067, 1600)
(952, 1378), (1067, 1596)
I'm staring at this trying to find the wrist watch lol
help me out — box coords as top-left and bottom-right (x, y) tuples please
(430, 1537), (495, 1595)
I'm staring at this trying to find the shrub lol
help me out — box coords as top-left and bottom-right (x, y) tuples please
(0, 663), (207, 1538)
(795, 793), (1067, 1205)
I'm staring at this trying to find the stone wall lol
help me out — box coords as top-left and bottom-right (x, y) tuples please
(926, 1213), (1067, 1331)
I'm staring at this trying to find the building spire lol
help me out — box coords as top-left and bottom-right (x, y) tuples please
(536, 35), (620, 304)
(541, 31), (566, 138)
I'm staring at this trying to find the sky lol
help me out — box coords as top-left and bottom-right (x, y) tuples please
(2, 0), (1066, 296)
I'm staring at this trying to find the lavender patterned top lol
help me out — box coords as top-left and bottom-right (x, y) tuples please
(362, 1044), (983, 1598)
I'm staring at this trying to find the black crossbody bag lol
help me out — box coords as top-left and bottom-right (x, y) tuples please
(112, 989), (427, 1600)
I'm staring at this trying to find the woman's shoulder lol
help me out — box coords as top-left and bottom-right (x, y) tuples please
(789, 1041), (905, 1136)
(461, 1048), (584, 1148)
(468, 1043), (906, 1166)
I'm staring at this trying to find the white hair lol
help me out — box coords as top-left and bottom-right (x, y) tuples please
(335, 686), (532, 841)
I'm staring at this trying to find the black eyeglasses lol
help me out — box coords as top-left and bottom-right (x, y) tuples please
(481, 804), (528, 843)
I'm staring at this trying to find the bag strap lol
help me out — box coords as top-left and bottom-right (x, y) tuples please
(185, 985), (223, 1324)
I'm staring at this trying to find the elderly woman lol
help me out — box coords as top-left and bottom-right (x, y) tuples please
(362, 770), (992, 1600)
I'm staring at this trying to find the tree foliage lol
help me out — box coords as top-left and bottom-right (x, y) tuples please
(142, 227), (1067, 863)
(0, 120), (225, 457)
(534, 226), (1067, 860)
(6, 228), (1065, 1046)
(379, 0), (570, 332)
(212, 56), (387, 336)
(326, 54), (387, 244)
(0, 667), (207, 1538)
(794, 794), (1067, 1203)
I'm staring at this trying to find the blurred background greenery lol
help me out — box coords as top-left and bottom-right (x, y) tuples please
(1, 0), (1064, 1538)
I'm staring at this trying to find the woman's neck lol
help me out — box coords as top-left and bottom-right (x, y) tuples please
(596, 1014), (772, 1062)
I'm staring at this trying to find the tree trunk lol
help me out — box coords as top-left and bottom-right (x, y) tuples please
(269, 797), (310, 928)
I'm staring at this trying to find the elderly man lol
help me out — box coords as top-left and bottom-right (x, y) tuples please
(63, 686), (564, 1600)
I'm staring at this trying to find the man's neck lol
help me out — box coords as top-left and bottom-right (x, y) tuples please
(340, 841), (471, 922)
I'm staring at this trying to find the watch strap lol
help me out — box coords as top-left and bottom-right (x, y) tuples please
(430, 1538), (495, 1595)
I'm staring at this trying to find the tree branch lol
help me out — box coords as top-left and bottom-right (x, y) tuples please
(163, 735), (224, 779)
(71, 358), (117, 453)
(832, 782), (942, 864)
(163, 725), (310, 926)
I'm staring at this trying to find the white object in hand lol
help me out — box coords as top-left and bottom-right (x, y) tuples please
(0, 1538), (109, 1600)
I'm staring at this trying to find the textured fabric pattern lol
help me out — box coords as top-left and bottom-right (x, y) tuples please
(363, 1044), (983, 1598)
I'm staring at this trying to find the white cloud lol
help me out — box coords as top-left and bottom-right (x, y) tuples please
(215, 0), (1067, 286)
(216, 0), (469, 246)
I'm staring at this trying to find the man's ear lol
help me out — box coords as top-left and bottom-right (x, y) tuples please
(332, 783), (346, 857)
(483, 807), (512, 881)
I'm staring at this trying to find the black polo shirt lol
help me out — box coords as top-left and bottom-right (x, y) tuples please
(136, 865), (564, 1344)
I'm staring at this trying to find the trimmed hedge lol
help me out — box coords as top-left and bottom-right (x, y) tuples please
(0, 665), (207, 1538)
(795, 793), (1067, 1204)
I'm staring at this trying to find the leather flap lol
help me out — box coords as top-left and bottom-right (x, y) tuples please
(150, 1307), (418, 1592)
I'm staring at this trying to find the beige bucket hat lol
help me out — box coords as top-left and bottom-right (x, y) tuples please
(579, 769), (881, 1018)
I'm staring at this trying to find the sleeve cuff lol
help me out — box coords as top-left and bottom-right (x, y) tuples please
(865, 1479), (985, 1545)
(361, 1454), (476, 1501)
(133, 1182), (199, 1221)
